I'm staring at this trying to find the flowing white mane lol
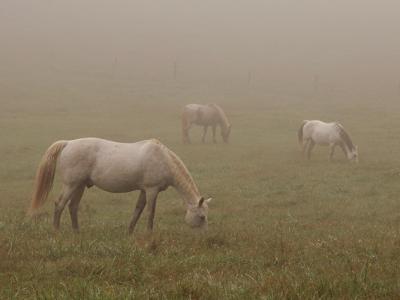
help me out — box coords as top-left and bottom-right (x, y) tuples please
(155, 140), (201, 205)
(335, 123), (355, 151)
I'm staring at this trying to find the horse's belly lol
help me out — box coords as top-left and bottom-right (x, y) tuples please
(312, 131), (330, 145)
(94, 180), (139, 193)
(91, 172), (142, 193)
(90, 161), (143, 193)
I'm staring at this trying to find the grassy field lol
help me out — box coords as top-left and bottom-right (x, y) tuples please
(1, 79), (400, 299)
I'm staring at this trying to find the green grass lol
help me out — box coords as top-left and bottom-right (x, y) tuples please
(1, 79), (400, 299)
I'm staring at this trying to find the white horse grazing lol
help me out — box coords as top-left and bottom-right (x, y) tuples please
(182, 103), (231, 144)
(29, 138), (211, 233)
(298, 120), (358, 162)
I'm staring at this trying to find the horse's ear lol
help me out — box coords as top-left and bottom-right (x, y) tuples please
(206, 198), (212, 203)
(198, 197), (205, 207)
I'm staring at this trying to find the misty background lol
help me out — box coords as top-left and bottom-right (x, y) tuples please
(1, 0), (400, 103)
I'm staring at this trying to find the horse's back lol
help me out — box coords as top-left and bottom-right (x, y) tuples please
(183, 104), (217, 125)
(304, 120), (334, 131)
(184, 104), (203, 111)
(304, 120), (340, 145)
(58, 138), (172, 192)
(183, 104), (203, 121)
(91, 139), (171, 192)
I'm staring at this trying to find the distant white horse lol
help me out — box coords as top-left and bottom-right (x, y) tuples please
(29, 138), (211, 233)
(298, 120), (358, 162)
(182, 103), (231, 144)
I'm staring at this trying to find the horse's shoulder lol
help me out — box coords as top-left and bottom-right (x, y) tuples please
(206, 103), (223, 116)
(332, 122), (343, 130)
(207, 103), (220, 111)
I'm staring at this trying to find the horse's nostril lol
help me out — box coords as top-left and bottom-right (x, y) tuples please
(200, 215), (205, 220)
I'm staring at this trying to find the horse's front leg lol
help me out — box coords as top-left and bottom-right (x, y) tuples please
(329, 144), (336, 162)
(202, 126), (208, 143)
(339, 143), (347, 157)
(302, 139), (310, 159)
(129, 190), (147, 234)
(145, 188), (159, 233)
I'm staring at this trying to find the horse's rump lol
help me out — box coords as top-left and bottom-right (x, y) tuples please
(298, 120), (308, 145)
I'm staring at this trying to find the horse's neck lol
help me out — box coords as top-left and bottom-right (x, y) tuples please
(341, 143), (350, 154)
(167, 150), (200, 206)
(213, 108), (229, 129)
(342, 142), (353, 155)
(336, 124), (354, 153)
(174, 180), (199, 206)
(217, 116), (228, 130)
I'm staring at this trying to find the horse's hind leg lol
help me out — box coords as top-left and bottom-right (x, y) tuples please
(202, 126), (208, 143)
(303, 139), (312, 159)
(129, 190), (147, 234)
(183, 124), (192, 144)
(53, 184), (82, 230)
(302, 139), (310, 158)
(53, 193), (66, 230)
(68, 185), (85, 232)
(307, 140), (315, 160)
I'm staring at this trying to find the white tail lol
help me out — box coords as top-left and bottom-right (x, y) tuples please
(29, 141), (68, 215)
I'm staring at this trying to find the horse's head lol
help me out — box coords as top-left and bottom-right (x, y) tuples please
(185, 197), (211, 229)
(347, 145), (359, 163)
(222, 124), (232, 143)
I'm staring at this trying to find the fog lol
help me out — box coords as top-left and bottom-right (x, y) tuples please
(1, 0), (400, 99)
